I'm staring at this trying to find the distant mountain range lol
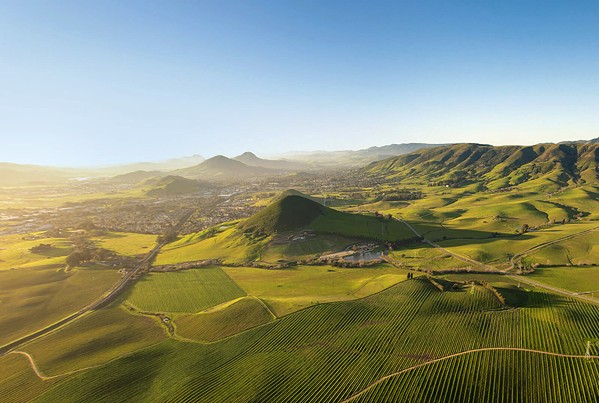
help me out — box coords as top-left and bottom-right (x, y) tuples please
(233, 152), (307, 170)
(173, 155), (275, 179)
(1, 139), (598, 186)
(104, 154), (205, 175)
(0, 163), (71, 186)
(280, 143), (450, 167)
(364, 142), (599, 192)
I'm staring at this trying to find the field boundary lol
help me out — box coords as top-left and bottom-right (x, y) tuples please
(341, 347), (599, 402)
(508, 224), (599, 270)
(9, 351), (102, 380)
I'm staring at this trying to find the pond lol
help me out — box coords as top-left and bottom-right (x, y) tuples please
(344, 251), (385, 262)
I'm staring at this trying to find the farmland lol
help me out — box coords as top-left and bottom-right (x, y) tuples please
(20, 304), (166, 375)
(0, 266), (120, 347)
(91, 231), (157, 257)
(174, 296), (274, 342)
(0, 233), (72, 270)
(224, 264), (414, 315)
(125, 267), (246, 313)
(1, 142), (599, 402)
(24, 277), (599, 402)
(528, 266), (599, 298)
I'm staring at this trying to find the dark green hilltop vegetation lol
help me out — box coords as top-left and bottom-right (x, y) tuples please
(240, 190), (413, 242)
(240, 192), (326, 234)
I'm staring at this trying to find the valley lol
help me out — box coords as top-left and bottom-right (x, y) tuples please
(1, 141), (599, 402)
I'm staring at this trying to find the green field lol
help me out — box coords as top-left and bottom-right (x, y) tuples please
(125, 267), (246, 313)
(528, 266), (599, 296)
(92, 232), (157, 256)
(223, 264), (414, 315)
(0, 233), (72, 270)
(260, 234), (355, 262)
(23, 277), (599, 402)
(432, 222), (599, 267)
(352, 350), (599, 402)
(0, 266), (120, 347)
(0, 353), (58, 402)
(521, 230), (599, 267)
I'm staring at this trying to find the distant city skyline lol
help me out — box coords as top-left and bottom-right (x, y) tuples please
(1, 1), (598, 166)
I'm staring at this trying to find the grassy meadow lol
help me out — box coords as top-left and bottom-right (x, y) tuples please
(21, 304), (166, 375)
(0, 233), (72, 271)
(91, 232), (157, 256)
(0, 266), (120, 347)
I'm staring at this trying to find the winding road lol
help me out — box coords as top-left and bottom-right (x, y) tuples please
(397, 218), (599, 305)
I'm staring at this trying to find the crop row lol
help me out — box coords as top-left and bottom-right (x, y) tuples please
(354, 349), (599, 402)
(125, 267), (246, 313)
(30, 277), (599, 402)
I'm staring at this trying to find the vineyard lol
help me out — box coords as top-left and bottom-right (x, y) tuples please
(174, 296), (274, 342)
(351, 350), (599, 402)
(30, 277), (599, 402)
(125, 267), (246, 313)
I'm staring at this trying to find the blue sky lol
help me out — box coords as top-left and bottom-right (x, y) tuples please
(1, 0), (598, 166)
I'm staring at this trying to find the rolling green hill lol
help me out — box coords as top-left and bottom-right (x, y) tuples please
(365, 142), (599, 192)
(155, 191), (414, 265)
(240, 191), (413, 242)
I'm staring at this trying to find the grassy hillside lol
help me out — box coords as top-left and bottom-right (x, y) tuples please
(0, 266), (120, 347)
(0, 233), (72, 271)
(240, 192), (413, 242)
(155, 224), (269, 265)
(156, 192), (414, 265)
(239, 194), (326, 234)
(224, 264), (413, 315)
(91, 232), (157, 256)
(20, 304), (166, 375)
(365, 142), (599, 192)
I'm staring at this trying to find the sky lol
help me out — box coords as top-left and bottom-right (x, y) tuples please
(0, 0), (598, 166)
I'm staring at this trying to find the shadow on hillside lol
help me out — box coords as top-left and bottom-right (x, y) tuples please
(408, 221), (532, 243)
(498, 286), (571, 308)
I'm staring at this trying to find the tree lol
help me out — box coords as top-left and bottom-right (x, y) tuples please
(521, 223), (530, 233)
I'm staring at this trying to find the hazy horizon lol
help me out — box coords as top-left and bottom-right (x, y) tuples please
(2, 136), (598, 169)
(2, 1), (598, 166)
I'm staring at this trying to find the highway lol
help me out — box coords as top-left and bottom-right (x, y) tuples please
(0, 210), (193, 357)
